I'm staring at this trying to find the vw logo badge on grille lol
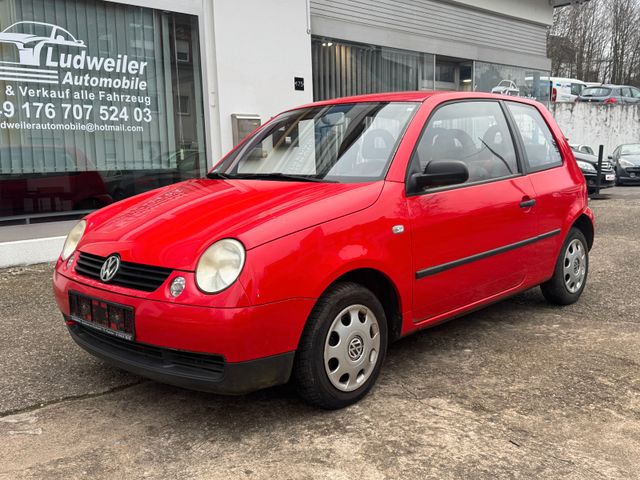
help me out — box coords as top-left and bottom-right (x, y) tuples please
(100, 255), (121, 282)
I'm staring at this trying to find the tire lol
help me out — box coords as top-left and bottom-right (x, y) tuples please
(293, 282), (388, 409)
(540, 228), (589, 305)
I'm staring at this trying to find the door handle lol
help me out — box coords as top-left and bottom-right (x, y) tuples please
(520, 198), (536, 208)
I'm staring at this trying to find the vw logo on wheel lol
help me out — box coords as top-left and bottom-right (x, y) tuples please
(100, 254), (121, 282)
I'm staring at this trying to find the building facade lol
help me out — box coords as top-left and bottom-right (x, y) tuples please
(0, 0), (556, 235)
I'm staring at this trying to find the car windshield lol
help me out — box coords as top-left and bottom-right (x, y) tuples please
(621, 144), (640, 156)
(210, 102), (418, 183)
(3, 22), (50, 37)
(581, 87), (611, 97)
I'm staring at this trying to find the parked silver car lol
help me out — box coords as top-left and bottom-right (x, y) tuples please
(577, 85), (640, 105)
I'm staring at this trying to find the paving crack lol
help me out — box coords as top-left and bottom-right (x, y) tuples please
(0, 379), (146, 419)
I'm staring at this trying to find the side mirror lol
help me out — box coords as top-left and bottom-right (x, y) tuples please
(411, 160), (469, 191)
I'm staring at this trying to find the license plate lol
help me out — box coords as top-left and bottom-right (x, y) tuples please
(605, 174), (615, 181)
(69, 291), (135, 340)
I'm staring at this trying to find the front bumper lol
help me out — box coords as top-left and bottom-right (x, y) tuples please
(54, 266), (315, 394)
(617, 175), (640, 184)
(67, 322), (295, 394)
(583, 172), (615, 190)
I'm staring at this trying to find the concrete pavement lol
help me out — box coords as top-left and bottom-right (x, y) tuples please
(0, 187), (638, 479)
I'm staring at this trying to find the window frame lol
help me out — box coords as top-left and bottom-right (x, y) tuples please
(503, 101), (564, 174)
(404, 98), (526, 197)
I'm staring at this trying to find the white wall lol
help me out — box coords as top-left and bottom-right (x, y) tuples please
(211, 0), (314, 158)
(552, 103), (640, 156)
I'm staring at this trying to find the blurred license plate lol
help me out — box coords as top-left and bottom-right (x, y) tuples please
(605, 174), (615, 181)
(69, 291), (135, 340)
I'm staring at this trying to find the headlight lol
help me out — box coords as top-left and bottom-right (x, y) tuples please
(619, 158), (635, 168)
(195, 239), (246, 293)
(60, 220), (86, 261)
(576, 161), (596, 172)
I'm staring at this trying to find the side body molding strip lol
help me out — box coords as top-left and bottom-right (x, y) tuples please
(415, 229), (562, 279)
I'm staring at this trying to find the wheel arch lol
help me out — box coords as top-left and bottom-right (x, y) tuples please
(321, 267), (403, 343)
(571, 213), (594, 250)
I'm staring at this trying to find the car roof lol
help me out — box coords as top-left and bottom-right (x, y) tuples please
(294, 91), (543, 110)
(595, 84), (635, 88)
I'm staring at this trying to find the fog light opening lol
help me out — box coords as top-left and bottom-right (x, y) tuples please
(170, 276), (186, 297)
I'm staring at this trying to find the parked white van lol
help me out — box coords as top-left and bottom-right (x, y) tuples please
(549, 77), (587, 103)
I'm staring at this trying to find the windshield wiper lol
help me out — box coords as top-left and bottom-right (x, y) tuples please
(207, 171), (336, 182)
(478, 138), (514, 175)
(219, 173), (335, 183)
(206, 171), (233, 180)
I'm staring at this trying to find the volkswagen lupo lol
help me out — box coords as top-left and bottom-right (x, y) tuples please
(53, 92), (594, 409)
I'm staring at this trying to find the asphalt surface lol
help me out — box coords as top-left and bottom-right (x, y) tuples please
(1, 186), (639, 479)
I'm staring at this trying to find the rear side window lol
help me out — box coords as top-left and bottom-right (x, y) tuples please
(581, 87), (611, 97)
(507, 103), (562, 171)
(414, 101), (518, 184)
(621, 87), (632, 97)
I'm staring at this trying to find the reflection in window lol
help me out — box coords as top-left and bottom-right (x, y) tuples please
(474, 61), (550, 103)
(0, 1), (206, 222)
(312, 37), (434, 100)
(507, 103), (561, 170)
(220, 102), (418, 182)
(414, 101), (518, 184)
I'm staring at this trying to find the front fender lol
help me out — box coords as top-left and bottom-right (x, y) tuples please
(239, 182), (413, 310)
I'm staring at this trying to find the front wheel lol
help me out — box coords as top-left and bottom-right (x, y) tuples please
(540, 228), (589, 305)
(293, 282), (387, 409)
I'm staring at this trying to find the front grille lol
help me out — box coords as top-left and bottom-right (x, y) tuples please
(601, 161), (614, 172)
(75, 252), (172, 292)
(71, 323), (225, 378)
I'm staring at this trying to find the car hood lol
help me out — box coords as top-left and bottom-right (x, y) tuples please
(621, 155), (640, 165)
(80, 178), (383, 270)
(573, 152), (598, 164)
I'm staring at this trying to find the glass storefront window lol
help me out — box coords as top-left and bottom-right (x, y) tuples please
(474, 61), (550, 104)
(0, 0), (206, 223)
(312, 37), (434, 101)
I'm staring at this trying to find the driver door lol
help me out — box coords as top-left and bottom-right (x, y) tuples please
(407, 100), (538, 323)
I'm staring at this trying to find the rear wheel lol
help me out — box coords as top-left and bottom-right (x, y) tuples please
(293, 282), (387, 409)
(540, 228), (589, 305)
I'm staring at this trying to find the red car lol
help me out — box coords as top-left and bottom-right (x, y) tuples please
(53, 92), (594, 409)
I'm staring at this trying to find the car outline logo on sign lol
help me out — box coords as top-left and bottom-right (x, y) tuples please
(100, 255), (121, 282)
(0, 21), (85, 84)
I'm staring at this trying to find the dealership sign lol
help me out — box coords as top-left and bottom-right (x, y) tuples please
(0, 21), (153, 131)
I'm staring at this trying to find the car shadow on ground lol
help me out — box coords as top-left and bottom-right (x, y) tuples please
(99, 287), (552, 423)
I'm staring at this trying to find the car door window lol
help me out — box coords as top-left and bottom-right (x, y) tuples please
(506, 103), (562, 171)
(413, 101), (518, 185)
(621, 87), (631, 98)
(571, 83), (583, 96)
(631, 88), (640, 99)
